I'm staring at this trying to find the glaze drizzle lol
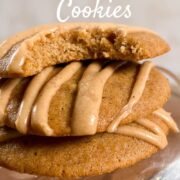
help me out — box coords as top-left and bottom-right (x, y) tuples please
(31, 62), (82, 136)
(0, 78), (22, 126)
(0, 28), (58, 74)
(116, 118), (168, 149)
(15, 66), (57, 134)
(72, 61), (125, 135)
(107, 61), (154, 132)
(153, 108), (179, 133)
(0, 61), (178, 149)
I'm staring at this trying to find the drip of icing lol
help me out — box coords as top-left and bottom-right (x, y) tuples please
(4, 28), (58, 74)
(153, 108), (180, 133)
(72, 61), (126, 135)
(0, 61), (178, 148)
(31, 62), (82, 136)
(6, 43), (24, 73)
(15, 66), (58, 134)
(107, 61), (154, 133)
(0, 78), (22, 126)
(0, 127), (22, 143)
(116, 118), (168, 149)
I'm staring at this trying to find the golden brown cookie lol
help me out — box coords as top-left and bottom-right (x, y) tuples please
(0, 22), (178, 180)
(0, 23), (169, 77)
(1, 61), (170, 136)
(0, 114), (169, 179)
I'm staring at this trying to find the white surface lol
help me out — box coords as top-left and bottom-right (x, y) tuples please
(0, 0), (179, 75)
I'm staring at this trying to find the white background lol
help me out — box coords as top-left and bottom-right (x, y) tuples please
(0, 0), (179, 76)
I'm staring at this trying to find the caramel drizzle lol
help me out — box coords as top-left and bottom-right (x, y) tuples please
(107, 61), (154, 132)
(153, 108), (179, 133)
(116, 118), (168, 149)
(116, 108), (180, 149)
(15, 67), (58, 134)
(31, 62), (82, 136)
(72, 62), (125, 135)
(6, 43), (24, 73)
(0, 108), (177, 149)
(0, 61), (178, 149)
(1, 28), (58, 74)
(0, 78), (22, 126)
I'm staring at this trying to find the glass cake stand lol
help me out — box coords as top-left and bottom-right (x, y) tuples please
(0, 94), (180, 180)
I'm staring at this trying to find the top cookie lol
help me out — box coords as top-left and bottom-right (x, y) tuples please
(0, 23), (169, 77)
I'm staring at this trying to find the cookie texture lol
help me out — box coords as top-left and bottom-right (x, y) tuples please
(3, 62), (170, 136)
(0, 115), (169, 179)
(0, 23), (170, 77)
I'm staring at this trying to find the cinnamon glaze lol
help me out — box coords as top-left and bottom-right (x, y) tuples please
(0, 61), (179, 149)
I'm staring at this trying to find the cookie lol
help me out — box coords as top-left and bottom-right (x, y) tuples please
(0, 23), (178, 179)
(0, 114), (170, 178)
(0, 61), (170, 136)
(0, 23), (169, 77)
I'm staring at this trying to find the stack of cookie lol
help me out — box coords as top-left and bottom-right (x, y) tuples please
(0, 23), (179, 179)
